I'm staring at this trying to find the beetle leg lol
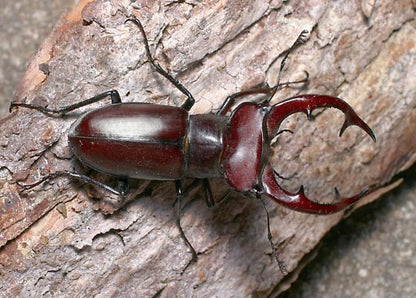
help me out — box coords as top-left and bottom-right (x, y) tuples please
(217, 87), (271, 115)
(175, 178), (215, 207)
(126, 16), (196, 111)
(10, 90), (122, 115)
(201, 179), (216, 207)
(193, 178), (231, 207)
(262, 94), (376, 214)
(217, 29), (310, 115)
(264, 30), (309, 104)
(16, 170), (127, 196)
(174, 180), (198, 263)
(217, 73), (309, 116)
(257, 193), (287, 275)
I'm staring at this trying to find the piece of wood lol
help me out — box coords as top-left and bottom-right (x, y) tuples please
(0, 0), (415, 296)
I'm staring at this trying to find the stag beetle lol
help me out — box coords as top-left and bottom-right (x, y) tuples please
(11, 16), (376, 274)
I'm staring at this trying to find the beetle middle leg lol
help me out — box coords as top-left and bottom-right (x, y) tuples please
(175, 180), (198, 263)
(172, 177), (228, 263)
(181, 178), (232, 210)
(126, 16), (196, 111)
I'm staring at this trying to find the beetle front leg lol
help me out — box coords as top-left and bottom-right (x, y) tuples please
(217, 87), (271, 115)
(264, 30), (309, 104)
(217, 72), (309, 116)
(257, 193), (287, 275)
(10, 90), (122, 115)
(218, 29), (310, 115)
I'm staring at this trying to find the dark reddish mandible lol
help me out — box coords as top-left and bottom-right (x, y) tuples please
(11, 16), (376, 274)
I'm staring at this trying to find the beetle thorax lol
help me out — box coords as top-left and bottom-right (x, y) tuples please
(185, 114), (227, 178)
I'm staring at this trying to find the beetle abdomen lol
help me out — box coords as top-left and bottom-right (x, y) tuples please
(68, 103), (188, 180)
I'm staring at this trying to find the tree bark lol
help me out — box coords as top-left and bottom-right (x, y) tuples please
(0, 0), (414, 296)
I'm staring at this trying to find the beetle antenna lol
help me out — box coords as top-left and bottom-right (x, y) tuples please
(257, 194), (287, 275)
(265, 30), (309, 104)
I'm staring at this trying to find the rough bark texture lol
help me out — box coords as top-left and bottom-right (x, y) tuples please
(0, 0), (415, 296)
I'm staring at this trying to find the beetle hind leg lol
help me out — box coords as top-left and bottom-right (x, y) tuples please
(10, 90), (122, 115)
(16, 170), (129, 197)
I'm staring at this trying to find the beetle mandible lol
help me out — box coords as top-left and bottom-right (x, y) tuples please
(11, 16), (376, 274)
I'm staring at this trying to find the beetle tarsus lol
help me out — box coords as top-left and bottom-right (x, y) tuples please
(271, 70), (309, 91)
